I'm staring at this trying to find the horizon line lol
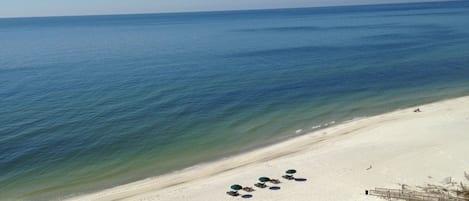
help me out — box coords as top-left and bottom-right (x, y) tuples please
(0, 0), (461, 20)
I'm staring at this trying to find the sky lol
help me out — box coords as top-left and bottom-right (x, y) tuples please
(0, 0), (450, 18)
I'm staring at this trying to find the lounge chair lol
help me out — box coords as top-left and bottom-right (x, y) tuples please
(269, 179), (281, 184)
(282, 175), (295, 180)
(226, 191), (240, 196)
(254, 183), (268, 188)
(242, 187), (255, 192)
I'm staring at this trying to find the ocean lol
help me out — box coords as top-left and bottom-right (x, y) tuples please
(1, 1), (469, 200)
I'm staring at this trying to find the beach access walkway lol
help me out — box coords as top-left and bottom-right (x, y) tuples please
(367, 188), (469, 201)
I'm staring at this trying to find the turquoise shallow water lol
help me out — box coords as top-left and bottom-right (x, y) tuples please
(1, 1), (469, 200)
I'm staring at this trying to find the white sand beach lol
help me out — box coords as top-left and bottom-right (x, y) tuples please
(65, 96), (469, 201)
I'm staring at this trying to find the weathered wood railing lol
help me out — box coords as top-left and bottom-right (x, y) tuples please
(366, 188), (469, 201)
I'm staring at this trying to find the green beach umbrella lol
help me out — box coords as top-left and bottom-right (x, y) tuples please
(286, 169), (297, 176)
(259, 177), (270, 184)
(231, 184), (242, 192)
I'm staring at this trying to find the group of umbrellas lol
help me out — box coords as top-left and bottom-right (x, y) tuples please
(227, 169), (298, 197)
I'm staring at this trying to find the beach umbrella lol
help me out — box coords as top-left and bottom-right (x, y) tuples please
(259, 177), (270, 184)
(286, 169), (297, 176)
(231, 184), (242, 192)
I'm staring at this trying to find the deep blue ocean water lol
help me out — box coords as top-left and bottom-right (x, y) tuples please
(1, 1), (469, 200)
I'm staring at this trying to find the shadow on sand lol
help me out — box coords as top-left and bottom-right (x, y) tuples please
(269, 186), (281, 190)
(242, 194), (253, 198)
(294, 178), (307, 182)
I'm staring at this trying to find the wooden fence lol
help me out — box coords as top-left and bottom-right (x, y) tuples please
(366, 188), (469, 201)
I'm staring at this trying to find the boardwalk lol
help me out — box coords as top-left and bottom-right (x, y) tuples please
(366, 188), (469, 201)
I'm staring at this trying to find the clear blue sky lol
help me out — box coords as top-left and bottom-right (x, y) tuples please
(0, 0), (447, 18)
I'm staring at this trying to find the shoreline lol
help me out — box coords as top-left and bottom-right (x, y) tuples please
(64, 95), (469, 201)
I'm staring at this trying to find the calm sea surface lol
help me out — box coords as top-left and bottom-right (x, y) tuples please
(1, 1), (469, 200)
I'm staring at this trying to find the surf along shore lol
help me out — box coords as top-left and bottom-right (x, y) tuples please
(65, 96), (469, 201)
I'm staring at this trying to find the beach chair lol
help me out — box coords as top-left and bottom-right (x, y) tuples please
(254, 183), (268, 188)
(269, 179), (281, 184)
(242, 187), (255, 192)
(282, 175), (295, 180)
(226, 191), (240, 196)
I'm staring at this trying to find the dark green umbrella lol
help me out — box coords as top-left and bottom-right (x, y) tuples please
(259, 177), (270, 184)
(286, 169), (297, 176)
(231, 184), (242, 192)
